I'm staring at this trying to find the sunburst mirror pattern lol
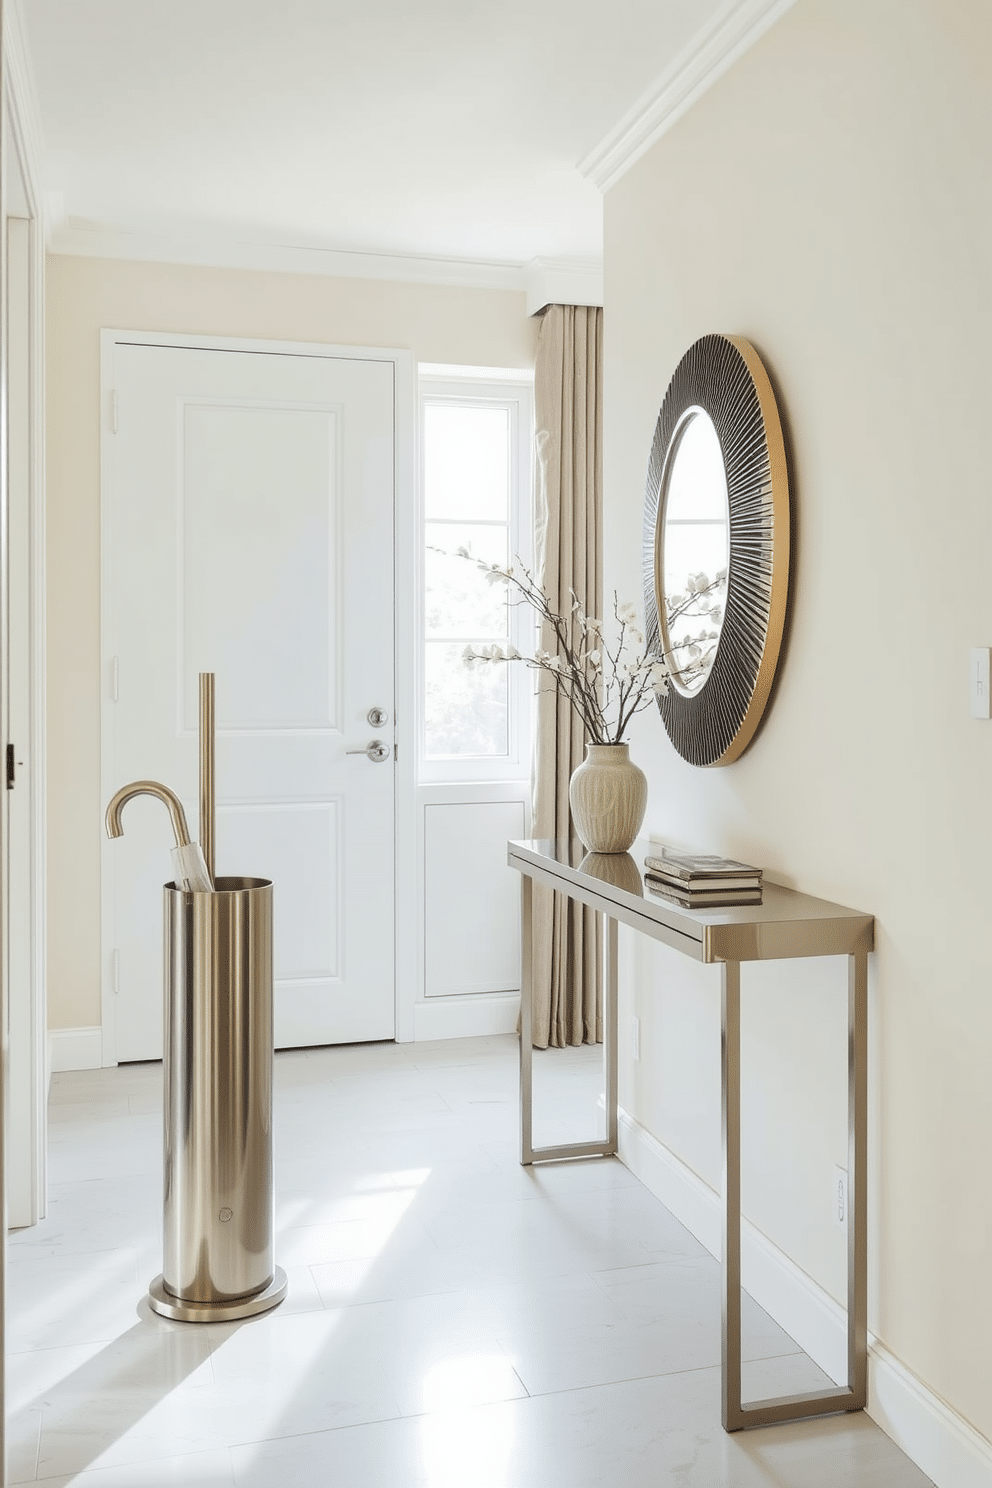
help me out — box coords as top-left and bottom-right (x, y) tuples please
(643, 334), (790, 767)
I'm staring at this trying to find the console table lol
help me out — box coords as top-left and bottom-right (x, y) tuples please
(508, 837), (874, 1433)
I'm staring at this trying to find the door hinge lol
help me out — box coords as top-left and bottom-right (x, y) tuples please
(6, 743), (14, 789)
(111, 656), (119, 702)
(111, 389), (119, 433)
(112, 948), (120, 996)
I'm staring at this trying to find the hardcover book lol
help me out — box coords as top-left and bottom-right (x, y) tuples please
(644, 850), (762, 883)
(646, 870), (761, 893)
(644, 873), (763, 909)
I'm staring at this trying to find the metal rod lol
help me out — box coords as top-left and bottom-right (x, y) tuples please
(721, 959), (743, 1431)
(522, 1139), (616, 1162)
(199, 673), (215, 881)
(519, 874), (534, 1164)
(605, 915), (619, 1154)
(848, 950), (869, 1403)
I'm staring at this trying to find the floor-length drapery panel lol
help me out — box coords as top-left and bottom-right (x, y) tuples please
(530, 304), (603, 1048)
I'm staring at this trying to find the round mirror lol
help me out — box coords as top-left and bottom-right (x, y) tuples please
(656, 409), (729, 696)
(642, 334), (790, 768)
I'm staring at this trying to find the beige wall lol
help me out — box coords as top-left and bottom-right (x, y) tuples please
(46, 254), (538, 1031)
(605, 0), (992, 1444)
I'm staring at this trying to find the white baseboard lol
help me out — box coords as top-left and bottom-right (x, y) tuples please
(48, 1026), (103, 1073)
(413, 993), (520, 1042)
(870, 1341), (992, 1488)
(618, 1107), (992, 1488)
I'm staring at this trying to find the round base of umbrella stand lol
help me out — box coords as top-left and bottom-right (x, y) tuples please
(147, 1267), (288, 1323)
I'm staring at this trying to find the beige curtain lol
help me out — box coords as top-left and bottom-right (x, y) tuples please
(530, 304), (604, 1048)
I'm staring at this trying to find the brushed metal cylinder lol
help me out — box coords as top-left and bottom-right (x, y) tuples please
(161, 877), (277, 1308)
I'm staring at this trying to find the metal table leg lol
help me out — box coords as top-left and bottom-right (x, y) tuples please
(721, 959), (743, 1427)
(519, 874), (534, 1164)
(847, 949), (869, 1404)
(721, 952), (868, 1429)
(519, 890), (619, 1166)
(605, 915), (619, 1155)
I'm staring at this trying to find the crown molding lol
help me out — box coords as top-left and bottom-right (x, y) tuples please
(525, 257), (603, 317)
(46, 220), (537, 293)
(578, 0), (799, 192)
(3, 0), (48, 222)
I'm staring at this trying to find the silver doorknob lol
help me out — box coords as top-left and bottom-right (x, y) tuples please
(367, 706), (389, 727)
(346, 739), (390, 763)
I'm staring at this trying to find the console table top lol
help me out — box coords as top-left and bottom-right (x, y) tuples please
(508, 838), (874, 965)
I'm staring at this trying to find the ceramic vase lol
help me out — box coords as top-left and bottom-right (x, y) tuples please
(569, 743), (647, 854)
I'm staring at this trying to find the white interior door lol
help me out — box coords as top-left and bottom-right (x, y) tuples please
(103, 338), (396, 1060)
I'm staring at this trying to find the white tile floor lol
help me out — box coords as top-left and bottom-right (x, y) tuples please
(8, 1035), (933, 1487)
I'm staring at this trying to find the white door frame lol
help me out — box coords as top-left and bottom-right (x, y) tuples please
(4, 21), (48, 1230)
(99, 330), (417, 1063)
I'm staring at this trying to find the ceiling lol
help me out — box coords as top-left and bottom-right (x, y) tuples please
(19, 0), (777, 283)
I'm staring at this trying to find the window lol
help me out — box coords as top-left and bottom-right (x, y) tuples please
(419, 367), (534, 781)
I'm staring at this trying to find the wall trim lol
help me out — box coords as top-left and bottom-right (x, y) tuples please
(4, 0), (49, 1229)
(525, 257), (603, 316)
(869, 1340), (992, 1488)
(619, 1109), (992, 1488)
(48, 221), (533, 293)
(49, 1027), (104, 1073)
(47, 226), (606, 307)
(413, 993), (520, 1042)
(4, 0), (48, 216)
(578, 0), (799, 192)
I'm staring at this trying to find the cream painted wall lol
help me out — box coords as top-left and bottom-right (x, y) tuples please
(46, 254), (538, 1032)
(605, 0), (991, 1446)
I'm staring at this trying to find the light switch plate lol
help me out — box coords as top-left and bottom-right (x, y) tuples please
(970, 647), (991, 718)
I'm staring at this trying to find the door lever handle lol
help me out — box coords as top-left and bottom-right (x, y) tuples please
(346, 739), (390, 763)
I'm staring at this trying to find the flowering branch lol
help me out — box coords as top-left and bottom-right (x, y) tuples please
(439, 546), (726, 746)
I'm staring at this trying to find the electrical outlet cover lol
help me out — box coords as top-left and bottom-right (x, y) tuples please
(832, 1164), (848, 1228)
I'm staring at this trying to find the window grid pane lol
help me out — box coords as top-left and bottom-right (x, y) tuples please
(424, 405), (510, 521)
(425, 522), (509, 641)
(424, 640), (509, 757)
(423, 398), (516, 760)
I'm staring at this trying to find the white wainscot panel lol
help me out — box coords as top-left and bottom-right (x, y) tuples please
(218, 802), (340, 981)
(425, 800), (524, 998)
(181, 402), (339, 731)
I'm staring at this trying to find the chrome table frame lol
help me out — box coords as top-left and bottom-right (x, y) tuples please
(509, 838), (873, 1433)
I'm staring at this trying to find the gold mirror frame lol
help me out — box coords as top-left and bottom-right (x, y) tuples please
(643, 334), (790, 767)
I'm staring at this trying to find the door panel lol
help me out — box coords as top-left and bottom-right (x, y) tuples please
(105, 341), (395, 1059)
(425, 799), (524, 997)
(181, 403), (339, 730)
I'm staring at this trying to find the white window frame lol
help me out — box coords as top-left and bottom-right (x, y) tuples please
(417, 366), (535, 785)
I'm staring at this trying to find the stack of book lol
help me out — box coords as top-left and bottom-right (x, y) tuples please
(643, 849), (763, 908)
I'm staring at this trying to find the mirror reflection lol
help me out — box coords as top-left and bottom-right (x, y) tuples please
(657, 410), (729, 695)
